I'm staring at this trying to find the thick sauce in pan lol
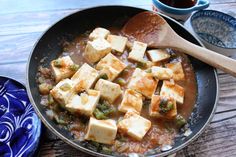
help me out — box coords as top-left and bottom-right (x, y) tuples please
(38, 27), (197, 155)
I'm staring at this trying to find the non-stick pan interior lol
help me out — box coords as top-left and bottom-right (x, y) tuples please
(27, 6), (218, 157)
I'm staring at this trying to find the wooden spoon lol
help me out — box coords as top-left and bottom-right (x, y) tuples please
(122, 11), (236, 77)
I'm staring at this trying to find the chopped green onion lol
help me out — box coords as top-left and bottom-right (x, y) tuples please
(48, 94), (54, 105)
(100, 73), (108, 80)
(159, 98), (173, 113)
(93, 108), (108, 120)
(69, 64), (79, 71)
(146, 69), (152, 73)
(175, 114), (187, 127)
(60, 83), (72, 91)
(116, 78), (126, 86)
(54, 114), (68, 125)
(54, 60), (62, 68)
(39, 83), (53, 95)
(101, 146), (112, 155)
(136, 62), (147, 69)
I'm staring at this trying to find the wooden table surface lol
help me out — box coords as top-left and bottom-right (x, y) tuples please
(0, 0), (236, 156)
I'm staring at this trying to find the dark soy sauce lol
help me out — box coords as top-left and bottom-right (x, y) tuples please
(159, 0), (196, 8)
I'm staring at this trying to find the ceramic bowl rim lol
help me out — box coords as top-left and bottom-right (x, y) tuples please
(190, 9), (236, 49)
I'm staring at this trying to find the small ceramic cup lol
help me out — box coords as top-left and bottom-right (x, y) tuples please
(152, 0), (210, 22)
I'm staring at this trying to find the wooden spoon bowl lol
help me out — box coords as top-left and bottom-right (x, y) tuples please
(122, 11), (236, 77)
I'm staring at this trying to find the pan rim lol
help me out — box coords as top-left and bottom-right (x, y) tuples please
(26, 5), (219, 157)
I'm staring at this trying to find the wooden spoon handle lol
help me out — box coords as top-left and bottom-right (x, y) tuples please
(173, 36), (236, 77)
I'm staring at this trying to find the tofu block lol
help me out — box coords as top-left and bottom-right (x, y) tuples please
(166, 62), (185, 81)
(128, 41), (147, 62)
(96, 53), (126, 81)
(71, 63), (99, 92)
(84, 38), (111, 63)
(107, 35), (128, 53)
(151, 66), (173, 80)
(66, 90), (100, 116)
(118, 110), (151, 141)
(50, 79), (74, 107)
(50, 56), (76, 83)
(118, 89), (143, 114)
(147, 49), (170, 63)
(160, 81), (184, 104)
(149, 95), (177, 119)
(128, 68), (158, 99)
(85, 117), (117, 144)
(89, 27), (110, 40)
(95, 79), (122, 103)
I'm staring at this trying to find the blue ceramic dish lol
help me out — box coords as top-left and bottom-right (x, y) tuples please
(0, 76), (41, 157)
(191, 10), (236, 56)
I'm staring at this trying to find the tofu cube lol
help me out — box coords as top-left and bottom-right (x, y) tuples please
(128, 68), (158, 99)
(128, 41), (147, 62)
(96, 53), (126, 81)
(149, 95), (177, 119)
(160, 81), (185, 104)
(71, 63), (99, 92)
(107, 35), (128, 53)
(50, 56), (76, 83)
(84, 38), (111, 63)
(166, 62), (185, 81)
(50, 79), (74, 107)
(118, 89), (143, 114)
(95, 79), (122, 103)
(66, 90), (100, 116)
(151, 66), (173, 80)
(85, 117), (117, 144)
(147, 49), (170, 63)
(89, 27), (110, 40)
(118, 110), (151, 141)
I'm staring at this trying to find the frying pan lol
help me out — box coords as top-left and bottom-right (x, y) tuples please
(26, 6), (219, 157)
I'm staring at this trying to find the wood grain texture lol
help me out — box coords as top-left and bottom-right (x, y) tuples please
(0, 0), (235, 156)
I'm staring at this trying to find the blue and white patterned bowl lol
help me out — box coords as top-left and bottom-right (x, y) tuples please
(191, 10), (236, 56)
(0, 76), (41, 157)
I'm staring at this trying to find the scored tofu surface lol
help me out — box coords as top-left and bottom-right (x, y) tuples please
(85, 117), (117, 144)
(128, 41), (147, 62)
(50, 78), (74, 107)
(71, 63), (99, 92)
(118, 89), (143, 114)
(147, 49), (170, 63)
(66, 90), (100, 116)
(166, 62), (185, 81)
(149, 95), (177, 119)
(118, 110), (151, 141)
(107, 35), (128, 53)
(84, 38), (111, 63)
(96, 53), (126, 81)
(160, 81), (185, 104)
(128, 68), (158, 99)
(151, 66), (173, 80)
(89, 27), (110, 40)
(50, 56), (76, 83)
(95, 79), (122, 103)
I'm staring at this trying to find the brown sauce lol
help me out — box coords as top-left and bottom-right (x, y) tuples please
(38, 27), (197, 155)
(159, 0), (196, 8)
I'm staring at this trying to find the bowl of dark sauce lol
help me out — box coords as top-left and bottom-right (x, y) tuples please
(152, 0), (209, 22)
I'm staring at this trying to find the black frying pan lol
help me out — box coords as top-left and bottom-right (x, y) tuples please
(26, 6), (219, 157)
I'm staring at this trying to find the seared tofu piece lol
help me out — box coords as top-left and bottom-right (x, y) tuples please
(128, 68), (158, 99)
(71, 63), (99, 92)
(166, 62), (185, 81)
(107, 35), (128, 53)
(50, 79), (73, 107)
(84, 38), (111, 63)
(118, 89), (143, 114)
(96, 53), (126, 81)
(128, 41), (147, 62)
(85, 117), (117, 144)
(149, 95), (177, 119)
(95, 79), (122, 103)
(50, 56), (77, 83)
(89, 27), (110, 40)
(66, 90), (100, 116)
(147, 49), (170, 63)
(151, 66), (173, 80)
(118, 110), (151, 141)
(160, 81), (184, 104)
